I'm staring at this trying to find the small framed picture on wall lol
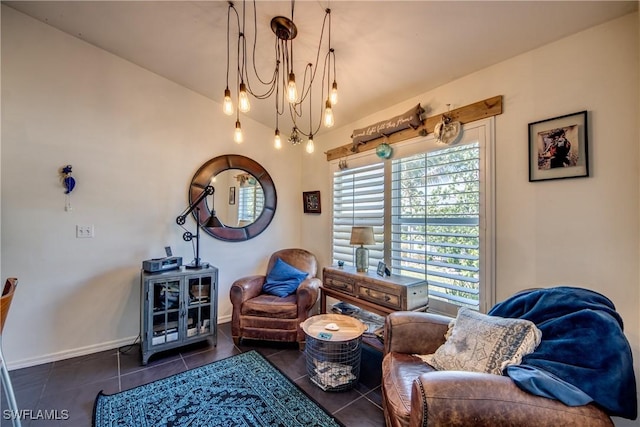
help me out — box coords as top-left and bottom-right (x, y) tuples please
(302, 191), (321, 214)
(528, 110), (589, 182)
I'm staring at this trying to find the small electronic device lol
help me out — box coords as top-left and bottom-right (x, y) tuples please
(142, 256), (182, 273)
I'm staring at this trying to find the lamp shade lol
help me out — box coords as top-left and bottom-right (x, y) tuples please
(205, 214), (224, 228)
(350, 226), (375, 246)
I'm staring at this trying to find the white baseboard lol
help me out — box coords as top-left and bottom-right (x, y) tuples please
(7, 335), (139, 370)
(8, 315), (232, 371)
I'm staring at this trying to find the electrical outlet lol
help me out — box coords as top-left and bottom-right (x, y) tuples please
(76, 225), (94, 238)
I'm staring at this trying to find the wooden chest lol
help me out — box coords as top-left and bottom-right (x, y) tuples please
(322, 266), (429, 312)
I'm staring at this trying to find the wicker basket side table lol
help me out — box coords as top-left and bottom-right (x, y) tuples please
(301, 313), (366, 391)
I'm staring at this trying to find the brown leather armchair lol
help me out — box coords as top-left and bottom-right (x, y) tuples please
(230, 248), (321, 350)
(381, 311), (613, 427)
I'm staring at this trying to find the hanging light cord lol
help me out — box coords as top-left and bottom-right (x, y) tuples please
(226, 0), (337, 140)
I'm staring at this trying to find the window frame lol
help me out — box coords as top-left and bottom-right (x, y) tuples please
(330, 117), (495, 315)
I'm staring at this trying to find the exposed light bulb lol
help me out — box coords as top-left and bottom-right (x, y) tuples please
(274, 129), (282, 149)
(287, 72), (298, 103)
(223, 88), (234, 115)
(330, 81), (338, 105)
(306, 136), (315, 154)
(234, 120), (243, 144)
(238, 83), (250, 113)
(324, 99), (334, 128)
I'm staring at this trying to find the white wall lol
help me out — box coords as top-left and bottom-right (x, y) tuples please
(2, 5), (639, 423)
(1, 6), (304, 367)
(306, 12), (639, 426)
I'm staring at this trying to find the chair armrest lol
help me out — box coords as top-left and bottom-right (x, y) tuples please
(229, 275), (265, 306)
(297, 277), (321, 313)
(383, 311), (451, 356)
(410, 371), (613, 427)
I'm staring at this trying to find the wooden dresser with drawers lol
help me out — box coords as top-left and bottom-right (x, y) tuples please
(321, 266), (429, 317)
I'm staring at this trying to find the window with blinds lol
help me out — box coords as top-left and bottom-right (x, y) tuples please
(238, 185), (264, 223)
(330, 119), (494, 314)
(391, 143), (481, 311)
(332, 162), (385, 269)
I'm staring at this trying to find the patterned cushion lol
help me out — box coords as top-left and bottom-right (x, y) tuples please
(417, 307), (541, 375)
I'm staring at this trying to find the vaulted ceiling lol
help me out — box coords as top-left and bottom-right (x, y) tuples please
(4, 1), (637, 136)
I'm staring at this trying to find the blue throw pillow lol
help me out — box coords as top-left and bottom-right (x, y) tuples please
(262, 258), (309, 297)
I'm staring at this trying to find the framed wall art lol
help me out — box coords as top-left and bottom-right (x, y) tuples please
(528, 110), (589, 182)
(376, 262), (387, 277)
(228, 186), (236, 205)
(302, 191), (321, 214)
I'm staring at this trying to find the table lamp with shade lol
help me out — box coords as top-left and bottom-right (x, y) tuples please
(350, 226), (375, 272)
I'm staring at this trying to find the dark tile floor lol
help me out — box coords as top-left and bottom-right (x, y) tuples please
(1, 322), (385, 426)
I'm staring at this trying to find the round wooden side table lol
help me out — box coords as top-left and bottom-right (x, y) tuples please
(301, 314), (367, 391)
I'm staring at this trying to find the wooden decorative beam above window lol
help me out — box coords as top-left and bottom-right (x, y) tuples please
(324, 95), (503, 161)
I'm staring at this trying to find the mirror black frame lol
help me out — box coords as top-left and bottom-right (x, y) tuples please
(189, 154), (277, 241)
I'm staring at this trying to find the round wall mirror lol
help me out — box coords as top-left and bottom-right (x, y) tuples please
(189, 154), (276, 241)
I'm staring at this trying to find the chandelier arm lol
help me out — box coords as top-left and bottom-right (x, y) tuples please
(290, 0), (295, 65)
(331, 49), (337, 83)
(292, 11), (330, 106)
(225, 3), (235, 88)
(247, 0), (279, 87)
(236, 30), (244, 86)
(291, 53), (329, 137)
(243, 31), (279, 99)
(275, 62), (288, 119)
(244, 63), (279, 99)
(238, 1), (272, 97)
(239, 1), (247, 83)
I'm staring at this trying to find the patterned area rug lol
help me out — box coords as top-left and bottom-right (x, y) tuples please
(93, 350), (344, 427)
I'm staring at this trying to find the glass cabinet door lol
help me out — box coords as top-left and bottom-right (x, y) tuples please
(151, 279), (181, 346)
(186, 276), (212, 338)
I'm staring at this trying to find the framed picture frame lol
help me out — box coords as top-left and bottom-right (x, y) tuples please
(228, 187), (236, 205)
(528, 111), (589, 182)
(376, 261), (387, 277)
(302, 191), (321, 214)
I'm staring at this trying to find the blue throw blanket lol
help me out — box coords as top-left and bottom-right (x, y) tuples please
(488, 287), (637, 419)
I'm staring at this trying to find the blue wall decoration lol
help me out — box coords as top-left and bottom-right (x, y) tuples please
(60, 165), (76, 211)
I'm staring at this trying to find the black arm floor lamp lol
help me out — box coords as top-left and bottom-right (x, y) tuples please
(176, 185), (224, 269)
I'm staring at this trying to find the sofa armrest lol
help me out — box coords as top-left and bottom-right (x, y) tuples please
(410, 371), (613, 427)
(229, 275), (265, 306)
(383, 311), (452, 356)
(297, 277), (321, 313)
(296, 277), (321, 343)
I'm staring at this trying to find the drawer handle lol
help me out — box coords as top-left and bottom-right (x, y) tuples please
(365, 289), (391, 302)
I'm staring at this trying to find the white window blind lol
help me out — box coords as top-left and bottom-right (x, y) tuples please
(330, 119), (495, 314)
(332, 162), (384, 269)
(391, 143), (481, 311)
(238, 185), (264, 223)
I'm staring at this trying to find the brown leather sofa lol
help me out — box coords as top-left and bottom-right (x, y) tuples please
(230, 248), (321, 349)
(381, 311), (613, 427)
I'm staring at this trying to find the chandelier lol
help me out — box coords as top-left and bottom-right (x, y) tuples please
(223, 1), (338, 154)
